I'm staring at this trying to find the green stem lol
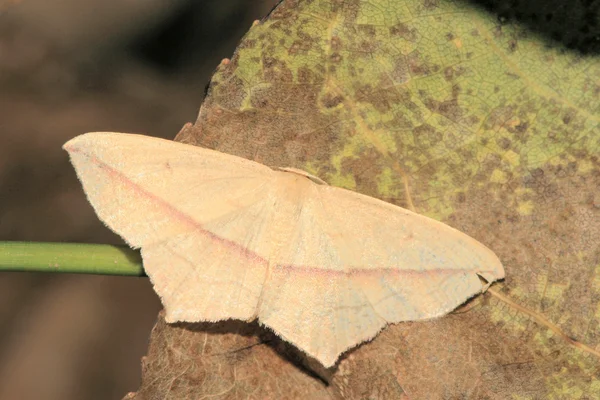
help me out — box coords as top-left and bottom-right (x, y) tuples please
(0, 242), (145, 276)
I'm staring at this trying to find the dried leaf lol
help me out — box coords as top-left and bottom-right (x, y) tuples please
(130, 0), (598, 397)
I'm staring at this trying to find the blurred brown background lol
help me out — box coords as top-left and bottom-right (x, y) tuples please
(0, 1), (277, 399)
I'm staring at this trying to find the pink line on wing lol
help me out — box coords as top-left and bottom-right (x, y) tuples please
(80, 149), (266, 266)
(72, 147), (492, 279)
(274, 263), (475, 278)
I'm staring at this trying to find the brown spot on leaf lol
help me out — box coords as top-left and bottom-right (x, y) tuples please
(330, 36), (342, 51)
(356, 83), (411, 113)
(359, 39), (378, 53)
(423, 0), (439, 10)
(443, 67), (454, 81)
(262, 56), (294, 83)
(297, 66), (322, 85)
(508, 121), (529, 135)
(562, 109), (576, 125)
(423, 85), (464, 122)
(210, 75), (246, 110)
(486, 106), (515, 130)
(358, 24), (376, 36)
(413, 124), (443, 148)
(340, 146), (384, 195)
(389, 22), (418, 42)
(330, 52), (342, 63)
(497, 137), (512, 149)
(392, 57), (410, 83)
(407, 51), (432, 76)
(288, 39), (312, 55)
(390, 113), (416, 130)
(494, 25), (503, 38)
(321, 93), (344, 109)
(466, 115), (480, 126)
(239, 38), (257, 49)
(443, 65), (467, 81)
(531, 167), (545, 179)
(330, 0), (360, 21)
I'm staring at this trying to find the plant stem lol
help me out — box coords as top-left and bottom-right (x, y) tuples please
(0, 242), (145, 276)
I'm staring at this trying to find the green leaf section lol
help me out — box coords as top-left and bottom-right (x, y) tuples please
(212, 0), (598, 219)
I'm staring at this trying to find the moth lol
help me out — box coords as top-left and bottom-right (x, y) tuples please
(64, 132), (505, 367)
